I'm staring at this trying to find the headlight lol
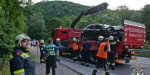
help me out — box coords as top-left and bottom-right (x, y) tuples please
(125, 46), (129, 49)
(141, 46), (143, 48)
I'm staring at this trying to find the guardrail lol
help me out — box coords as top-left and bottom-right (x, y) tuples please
(128, 49), (150, 53)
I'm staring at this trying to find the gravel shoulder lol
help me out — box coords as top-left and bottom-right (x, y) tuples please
(29, 46), (80, 75)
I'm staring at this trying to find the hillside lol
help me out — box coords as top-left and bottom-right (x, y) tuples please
(31, 1), (90, 23)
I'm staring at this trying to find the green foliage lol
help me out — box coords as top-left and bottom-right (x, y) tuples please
(27, 13), (45, 39)
(0, 0), (32, 71)
(31, 1), (90, 25)
(141, 4), (150, 40)
(46, 17), (64, 38)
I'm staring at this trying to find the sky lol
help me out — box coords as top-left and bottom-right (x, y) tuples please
(32, 0), (150, 10)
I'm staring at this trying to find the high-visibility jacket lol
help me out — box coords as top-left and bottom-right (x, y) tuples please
(73, 42), (79, 50)
(96, 42), (108, 58)
(9, 47), (35, 75)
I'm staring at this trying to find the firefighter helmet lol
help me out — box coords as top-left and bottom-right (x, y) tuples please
(56, 38), (60, 42)
(109, 36), (114, 40)
(98, 36), (104, 40)
(15, 34), (30, 46)
(72, 38), (77, 42)
(40, 40), (44, 43)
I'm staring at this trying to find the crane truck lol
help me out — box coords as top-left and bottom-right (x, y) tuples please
(51, 2), (146, 63)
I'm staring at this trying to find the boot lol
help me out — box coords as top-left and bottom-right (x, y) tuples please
(111, 66), (116, 70)
(81, 62), (84, 65)
(106, 72), (110, 75)
(86, 63), (89, 66)
(92, 70), (97, 75)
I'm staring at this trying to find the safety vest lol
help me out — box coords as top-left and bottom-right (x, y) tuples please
(73, 42), (78, 50)
(96, 42), (108, 58)
(46, 44), (56, 57)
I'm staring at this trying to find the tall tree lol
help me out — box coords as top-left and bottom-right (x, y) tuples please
(141, 4), (150, 40)
(27, 13), (45, 39)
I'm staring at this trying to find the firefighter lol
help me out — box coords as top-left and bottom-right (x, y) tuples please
(55, 38), (62, 61)
(108, 36), (119, 70)
(95, 36), (104, 67)
(92, 38), (111, 75)
(9, 34), (35, 75)
(44, 38), (59, 75)
(72, 38), (79, 61)
(97, 36), (104, 47)
(40, 39), (45, 63)
(80, 38), (91, 66)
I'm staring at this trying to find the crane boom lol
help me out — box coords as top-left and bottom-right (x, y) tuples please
(70, 2), (109, 28)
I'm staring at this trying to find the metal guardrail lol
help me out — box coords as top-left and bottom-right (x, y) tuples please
(128, 49), (150, 53)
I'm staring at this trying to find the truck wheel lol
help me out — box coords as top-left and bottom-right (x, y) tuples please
(89, 52), (96, 63)
(125, 59), (130, 63)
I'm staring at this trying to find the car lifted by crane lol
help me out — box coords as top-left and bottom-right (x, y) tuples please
(51, 2), (146, 63)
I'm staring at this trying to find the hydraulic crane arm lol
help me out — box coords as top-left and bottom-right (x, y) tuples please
(70, 2), (109, 28)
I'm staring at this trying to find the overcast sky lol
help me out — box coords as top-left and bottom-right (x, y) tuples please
(32, 0), (150, 10)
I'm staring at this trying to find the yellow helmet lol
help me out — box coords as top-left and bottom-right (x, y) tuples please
(98, 36), (104, 40)
(109, 36), (114, 40)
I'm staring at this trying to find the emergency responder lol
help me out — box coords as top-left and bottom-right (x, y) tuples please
(95, 36), (104, 67)
(44, 38), (59, 75)
(9, 34), (35, 75)
(80, 38), (91, 66)
(97, 36), (104, 47)
(72, 37), (79, 61)
(92, 38), (111, 75)
(55, 38), (62, 61)
(40, 39), (45, 63)
(108, 36), (119, 70)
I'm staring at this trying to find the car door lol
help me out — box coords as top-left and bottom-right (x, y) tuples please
(93, 25), (102, 40)
(83, 25), (94, 39)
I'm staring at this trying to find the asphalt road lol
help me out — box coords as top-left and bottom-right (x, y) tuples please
(59, 55), (150, 75)
(30, 46), (150, 75)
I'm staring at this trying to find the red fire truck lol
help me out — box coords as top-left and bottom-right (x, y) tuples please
(51, 2), (146, 63)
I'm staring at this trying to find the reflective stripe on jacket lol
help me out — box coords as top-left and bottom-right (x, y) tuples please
(9, 47), (35, 75)
(73, 42), (78, 50)
(96, 42), (108, 58)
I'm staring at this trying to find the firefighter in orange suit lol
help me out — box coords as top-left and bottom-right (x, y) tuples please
(72, 38), (79, 61)
(92, 38), (111, 75)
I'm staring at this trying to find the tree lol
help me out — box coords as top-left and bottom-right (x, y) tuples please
(141, 4), (150, 40)
(27, 13), (45, 39)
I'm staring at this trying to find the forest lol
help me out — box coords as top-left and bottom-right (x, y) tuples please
(0, 0), (150, 74)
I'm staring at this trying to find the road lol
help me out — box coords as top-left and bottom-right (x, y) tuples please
(30, 46), (150, 75)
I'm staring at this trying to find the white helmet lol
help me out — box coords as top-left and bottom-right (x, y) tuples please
(72, 38), (77, 42)
(56, 38), (60, 42)
(15, 34), (30, 46)
(40, 40), (44, 43)
(109, 36), (114, 40)
(98, 36), (104, 40)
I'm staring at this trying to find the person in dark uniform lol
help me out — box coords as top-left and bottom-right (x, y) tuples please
(92, 38), (111, 75)
(108, 36), (119, 70)
(55, 38), (62, 61)
(80, 38), (91, 66)
(44, 38), (59, 75)
(9, 34), (35, 75)
(40, 39), (45, 63)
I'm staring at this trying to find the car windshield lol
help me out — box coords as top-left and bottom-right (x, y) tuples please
(104, 24), (110, 28)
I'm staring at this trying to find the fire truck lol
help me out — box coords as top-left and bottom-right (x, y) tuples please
(51, 2), (146, 63)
